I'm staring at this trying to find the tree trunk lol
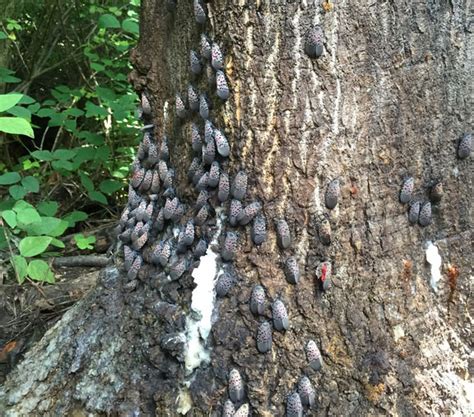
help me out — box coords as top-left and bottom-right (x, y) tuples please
(1, 1), (472, 416)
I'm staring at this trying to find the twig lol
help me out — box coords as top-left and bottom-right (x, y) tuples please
(52, 255), (111, 268)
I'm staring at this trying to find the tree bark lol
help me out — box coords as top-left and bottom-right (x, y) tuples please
(1, 1), (472, 416)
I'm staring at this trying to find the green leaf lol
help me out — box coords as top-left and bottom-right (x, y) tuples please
(98, 13), (121, 29)
(0, 31), (7, 40)
(79, 172), (94, 192)
(13, 200), (34, 212)
(74, 233), (96, 250)
(85, 101), (108, 118)
(9, 184), (27, 200)
(88, 190), (107, 205)
(90, 62), (105, 72)
(21, 176), (40, 193)
(18, 95), (35, 105)
(50, 238), (65, 249)
(63, 211), (87, 227)
(31, 150), (53, 161)
(6, 106), (31, 121)
(0, 171), (21, 185)
(73, 147), (96, 164)
(94, 145), (110, 162)
(122, 18), (139, 34)
(1, 210), (17, 228)
(77, 131), (104, 145)
(19, 236), (52, 257)
(51, 160), (73, 171)
(27, 260), (55, 283)
(0, 117), (34, 137)
(36, 108), (57, 118)
(16, 206), (41, 225)
(99, 179), (124, 195)
(53, 149), (77, 160)
(27, 103), (41, 114)
(12, 255), (27, 284)
(24, 217), (68, 237)
(95, 86), (116, 101)
(22, 159), (40, 170)
(0, 93), (23, 112)
(37, 201), (59, 216)
(64, 108), (84, 117)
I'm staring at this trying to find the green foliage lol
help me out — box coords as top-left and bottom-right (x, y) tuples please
(0, 0), (141, 284)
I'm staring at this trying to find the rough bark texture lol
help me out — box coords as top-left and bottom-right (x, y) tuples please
(1, 1), (472, 416)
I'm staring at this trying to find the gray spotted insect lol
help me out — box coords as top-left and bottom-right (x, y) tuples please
(316, 261), (332, 291)
(211, 42), (224, 70)
(132, 230), (148, 251)
(408, 200), (421, 224)
(191, 123), (202, 153)
(256, 321), (272, 353)
(222, 400), (235, 417)
(284, 257), (300, 285)
(131, 167), (145, 189)
(234, 404), (249, 417)
(195, 204), (209, 226)
(276, 219), (291, 249)
(169, 256), (187, 280)
(457, 132), (471, 159)
(304, 25), (324, 58)
(187, 84), (199, 112)
(200, 33), (211, 60)
(216, 70), (230, 100)
(195, 189), (210, 209)
(418, 201), (432, 227)
(147, 141), (159, 166)
(160, 136), (169, 161)
(297, 376), (315, 407)
(175, 93), (187, 119)
(153, 208), (165, 233)
(317, 216), (331, 246)
(196, 171), (209, 191)
(202, 139), (216, 165)
(204, 119), (214, 143)
(190, 50), (202, 75)
(208, 161), (220, 188)
(199, 93), (210, 120)
(400, 177), (414, 204)
(194, 239), (208, 258)
(237, 202), (262, 225)
(193, 0), (207, 24)
(133, 200), (147, 222)
(138, 169), (153, 193)
(272, 299), (289, 331)
(429, 181), (443, 204)
(216, 272), (235, 297)
(163, 168), (175, 190)
(158, 159), (168, 182)
(150, 171), (160, 194)
(251, 214), (267, 245)
(231, 171), (247, 201)
(123, 245), (136, 271)
(164, 196), (179, 220)
(250, 285), (266, 315)
(181, 220), (195, 246)
(305, 340), (323, 371)
(188, 157), (201, 181)
(228, 369), (245, 403)
(286, 392), (303, 417)
(127, 254), (143, 281)
(218, 172), (230, 203)
(140, 92), (151, 118)
(214, 128), (230, 157)
(192, 164), (206, 186)
(221, 231), (238, 262)
(229, 199), (243, 227)
(325, 179), (340, 210)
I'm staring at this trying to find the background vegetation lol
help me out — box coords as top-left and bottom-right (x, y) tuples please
(0, 0), (140, 284)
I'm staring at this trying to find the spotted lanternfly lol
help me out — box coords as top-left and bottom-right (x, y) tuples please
(251, 214), (267, 245)
(143, 201), (154, 223)
(159, 240), (172, 267)
(211, 43), (224, 70)
(234, 404), (249, 417)
(316, 261), (332, 291)
(238, 202), (262, 225)
(120, 207), (130, 227)
(204, 120), (214, 143)
(182, 221), (195, 246)
(400, 177), (414, 204)
(147, 141), (159, 166)
(171, 203), (185, 223)
(191, 123), (202, 153)
(199, 93), (210, 120)
(119, 228), (132, 243)
(202, 139), (216, 165)
(297, 376), (315, 408)
(216, 272), (235, 297)
(325, 179), (340, 210)
(231, 171), (247, 201)
(192, 164), (206, 186)
(228, 369), (245, 403)
(195, 189), (210, 209)
(408, 200), (420, 224)
(214, 129), (230, 157)
(190, 50), (202, 75)
(140, 93), (151, 117)
(139, 169), (153, 192)
(222, 231), (238, 261)
(304, 25), (324, 58)
(175, 93), (186, 119)
(197, 172), (209, 191)
(126, 216), (137, 230)
(216, 70), (230, 100)
(305, 340), (323, 371)
(218, 172), (230, 203)
(194, 239), (208, 258)
(206, 63), (216, 87)
(200, 33), (211, 60)
(256, 321), (272, 353)
(458, 132), (471, 159)
(134, 200), (147, 222)
(160, 136), (169, 161)
(137, 141), (146, 161)
(195, 204), (209, 226)
(169, 256), (187, 280)
(285, 257), (300, 285)
(130, 221), (144, 242)
(164, 168), (175, 190)
(272, 299), (289, 331)
(286, 392), (303, 417)
(188, 157), (201, 181)
(162, 186), (175, 199)
(429, 181), (443, 203)
(229, 199), (243, 227)
(132, 231), (148, 251)
(123, 245), (136, 271)
(131, 167), (145, 189)
(222, 400), (235, 417)
(418, 201), (432, 227)
(208, 161), (220, 188)
(127, 254), (143, 280)
(164, 197), (179, 220)
(276, 219), (291, 249)
(193, 0), (207, 24)
(317, 216), (331, 246)
(158, 160), (168, 182)
(153, 208), (165, 233)
(150, 171), (160, 194)
(250, 285), (266, 315)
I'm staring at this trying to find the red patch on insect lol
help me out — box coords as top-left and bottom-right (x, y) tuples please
(321, 263), (328, 282)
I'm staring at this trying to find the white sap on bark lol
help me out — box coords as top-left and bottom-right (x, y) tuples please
(425, 241), (442, 292)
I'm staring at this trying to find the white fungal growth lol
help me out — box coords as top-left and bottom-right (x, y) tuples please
(425, 241), (442, 292)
